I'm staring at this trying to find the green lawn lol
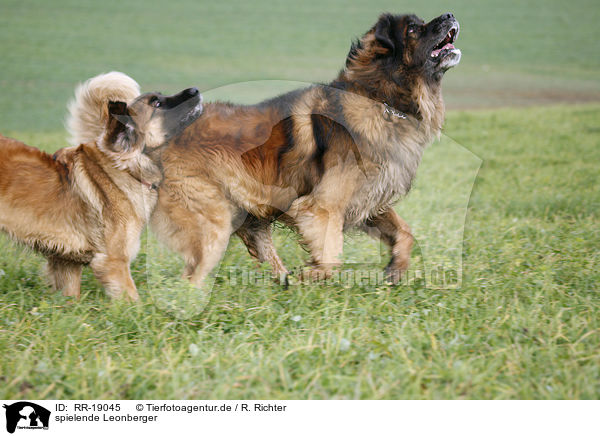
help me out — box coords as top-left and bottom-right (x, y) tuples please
(0, 0), (599, 131)
(0, 0), (599, 399)
(1, 104), (598, 399)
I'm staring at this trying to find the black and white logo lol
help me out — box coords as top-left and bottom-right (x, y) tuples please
(3, 402), (50, 434)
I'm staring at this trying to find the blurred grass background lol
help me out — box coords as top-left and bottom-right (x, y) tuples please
(1, 0), (599, 131)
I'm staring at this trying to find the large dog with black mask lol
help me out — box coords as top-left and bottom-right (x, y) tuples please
(151, 12), (461, 286)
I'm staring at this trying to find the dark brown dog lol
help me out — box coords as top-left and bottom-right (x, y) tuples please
(0, 72), (202, 299)
(151, 13), (461, 286)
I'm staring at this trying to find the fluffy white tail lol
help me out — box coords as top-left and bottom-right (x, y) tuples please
(65, 71), (141, 146)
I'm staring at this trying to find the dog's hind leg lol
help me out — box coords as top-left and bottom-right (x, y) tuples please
(236, 216), (289, 285)
(45, 257), (83, 298)
(152, 182), (234, 289)
(184, 210), (232, 289)
(363, 208), (413, 284)
(157, 197), (233, 289)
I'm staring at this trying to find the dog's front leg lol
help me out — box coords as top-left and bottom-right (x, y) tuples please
(293, 198), (344, 281)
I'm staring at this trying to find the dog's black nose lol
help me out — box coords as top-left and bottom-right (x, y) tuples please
(187, 87), (199, 96)
(442, 13), (454, 20)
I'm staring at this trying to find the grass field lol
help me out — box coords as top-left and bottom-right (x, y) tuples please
(0, 0), (599, 399)
(1, 0), (599, 130)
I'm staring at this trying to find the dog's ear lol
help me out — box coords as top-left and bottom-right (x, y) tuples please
(107, 101), (134, 126)
(108, 100), (128, 116)
(374, 14), (396, 55)
(104, 100), (137, 152)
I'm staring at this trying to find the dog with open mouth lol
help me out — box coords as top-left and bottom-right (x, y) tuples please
(0, 72), (202, 300)
(150, 12), (461, 287)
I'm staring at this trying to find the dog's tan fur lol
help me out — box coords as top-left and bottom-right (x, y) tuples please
(148, 13), (461, 287)
(0, 73), (201, 299)
(66, 71), (140, 146)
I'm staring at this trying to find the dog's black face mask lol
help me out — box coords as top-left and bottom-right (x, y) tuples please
(370, 12), (461, 82)
(111, 88), (203, 151)
(422, 13), (461, 78)
(147, 88), (204, 142)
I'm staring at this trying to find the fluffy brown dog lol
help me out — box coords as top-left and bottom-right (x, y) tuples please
(151, 12), (461, 286)
(0, 72), (202, 299)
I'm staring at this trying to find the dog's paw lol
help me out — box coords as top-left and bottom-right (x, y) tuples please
(272, 271), (290, 288)
(384, 263), (408, 285)
(300, 267), (332, 283)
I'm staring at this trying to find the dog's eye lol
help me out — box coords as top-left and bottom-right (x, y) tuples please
(152, 100), (161, 108)
(408, 25), (417, 34)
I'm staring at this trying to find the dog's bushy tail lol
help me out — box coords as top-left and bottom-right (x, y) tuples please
(65, 72), (141, 146)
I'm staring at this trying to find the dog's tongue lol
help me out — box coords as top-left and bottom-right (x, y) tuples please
(432, 42), (455, 57)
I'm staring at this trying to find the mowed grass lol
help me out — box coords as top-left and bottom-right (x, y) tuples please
(0, 104), (598, 399)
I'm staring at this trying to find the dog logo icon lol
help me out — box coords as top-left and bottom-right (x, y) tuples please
(3, 402), (50, 433)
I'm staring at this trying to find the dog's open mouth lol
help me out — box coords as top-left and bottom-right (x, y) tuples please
(431, 24), (459, 58)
